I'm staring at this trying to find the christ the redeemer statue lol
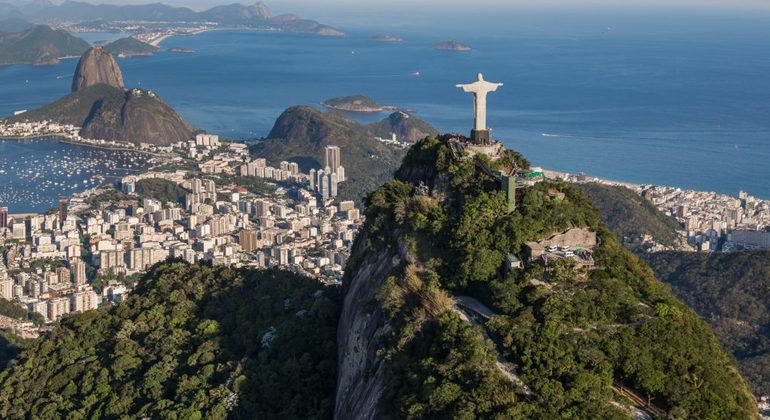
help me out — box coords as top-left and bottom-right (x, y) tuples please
(456, 73), (503, 145)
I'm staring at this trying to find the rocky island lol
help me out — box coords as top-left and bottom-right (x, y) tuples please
(104, 37), (159, 57)
(321, 95), (385, 113)
(431, 40), (471, 51)
(369, 33), (403, 42)
(168, 47), (195, 53)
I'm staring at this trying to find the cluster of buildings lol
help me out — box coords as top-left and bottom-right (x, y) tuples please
(0, 136), (362, 332)
(637, 187), (770, 252)
(549, 170), (770, 252)
(0, 121), (81, 140)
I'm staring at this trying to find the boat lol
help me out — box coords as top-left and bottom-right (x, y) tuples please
(410, 72), (420, 76)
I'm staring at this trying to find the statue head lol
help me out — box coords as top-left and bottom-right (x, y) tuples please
(477, 73), (484, 81)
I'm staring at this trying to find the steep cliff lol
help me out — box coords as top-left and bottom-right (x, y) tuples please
(79, 88), (194, 145)
(336, 134), (759, 419)
(71, 46), (124, 92)
(4, 48), (193, 145)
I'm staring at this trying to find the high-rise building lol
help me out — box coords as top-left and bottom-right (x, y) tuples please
(330, 173), (338, 198)
(71, 290), (99, 312)
(325, 146), (341, 173)
(0, 206), (8, 228)
(71, 259), (87, 284)
(56, 267), (71, 284)
(320, 171), (330, 201)
(239, 230), (258, 253)
(47, 297), (70, 321)
(58, 199), (68, 228)
(0, 279), (13, 299)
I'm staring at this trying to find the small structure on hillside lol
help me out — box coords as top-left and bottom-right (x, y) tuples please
(524, 227), (597, 269)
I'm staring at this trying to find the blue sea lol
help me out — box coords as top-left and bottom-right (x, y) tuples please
(1, 5), (770, 207)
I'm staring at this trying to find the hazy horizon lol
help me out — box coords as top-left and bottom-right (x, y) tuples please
(24, 0), (770, 14)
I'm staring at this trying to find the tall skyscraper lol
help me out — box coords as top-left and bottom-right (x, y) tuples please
(0, 206), (7, 228)
(330, 173), (338, 198)
(309, 168), (316, 190)
(58, 199), (68, 229)
(325, 145), (341, 174)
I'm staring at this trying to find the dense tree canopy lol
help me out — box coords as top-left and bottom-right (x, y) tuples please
(645, 250), (770, 396)
(0, 262), (340, 419)
(353, 135), (758, 419)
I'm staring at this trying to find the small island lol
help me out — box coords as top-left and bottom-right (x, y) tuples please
(431, 40), (471, 51)
(369, 33), (403, 42)
(168, 47), (195, 54)
(105, 37), (159, 57)
(321, 95), (385, 113)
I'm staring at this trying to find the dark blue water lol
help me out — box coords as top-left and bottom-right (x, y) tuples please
(0, 138), (153, 213)
(1, 6), (769, 199)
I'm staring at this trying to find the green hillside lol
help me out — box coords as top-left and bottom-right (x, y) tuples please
(0, 25), (89, 66)
(5, 83), (124, 126)
(347, 135), (758, 418)
(0, 262), (340, 419)
(577, 182), (682, 249)
(322, 95), (382, 111)
(104, 37), (159, 56)
(365, 111), (439, 143)
(0, 18), (34, 34)
(251, 105), (406, 203)
(645, 250), (770, 396)
(4, 84), (194, 145)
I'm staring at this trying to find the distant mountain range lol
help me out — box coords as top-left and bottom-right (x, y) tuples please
(0, 1), (343, 36)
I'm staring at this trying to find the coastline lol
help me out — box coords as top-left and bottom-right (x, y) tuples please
(0, 134), (164, 157)
(147, 26), (279, 47)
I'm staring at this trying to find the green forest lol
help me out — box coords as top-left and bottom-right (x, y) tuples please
(0, 262), (340, 419)
(349, 135), (758, 419)
(645, 250), (770, 396)
(576, 182), (682, 249)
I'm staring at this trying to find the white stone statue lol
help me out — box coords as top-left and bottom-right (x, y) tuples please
(456, 73), (503, 131)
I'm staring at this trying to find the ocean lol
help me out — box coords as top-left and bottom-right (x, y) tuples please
(0, 137), (153, 213)
(1, 5), (769, 207)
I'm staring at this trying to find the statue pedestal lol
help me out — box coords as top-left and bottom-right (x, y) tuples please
(471, 129), (490, 145)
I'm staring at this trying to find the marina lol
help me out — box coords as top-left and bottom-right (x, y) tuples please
(0, 137), (155, 213)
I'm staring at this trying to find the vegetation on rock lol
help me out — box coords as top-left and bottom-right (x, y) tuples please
(104, 37), (159, 57)
(645, 250), (770, 397)
(348, 135), (758, 419)
(321, 95), (383, 112)
(576, 182), (682, 249)
(0, 25), (89, 66)
(251, 105), (406, 203)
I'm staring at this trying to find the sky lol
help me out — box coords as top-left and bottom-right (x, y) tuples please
(32, 0), (770, 11)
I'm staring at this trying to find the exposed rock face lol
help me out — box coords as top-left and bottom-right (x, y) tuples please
(334, 250), (392, 420)
(79, 88), (194, 145)
(335, 230), (417, 420)
(71, 46), (124, 92)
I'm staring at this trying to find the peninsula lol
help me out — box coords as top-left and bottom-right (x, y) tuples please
(431, 40), (471, 51)
(0, 25), (89, 66)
